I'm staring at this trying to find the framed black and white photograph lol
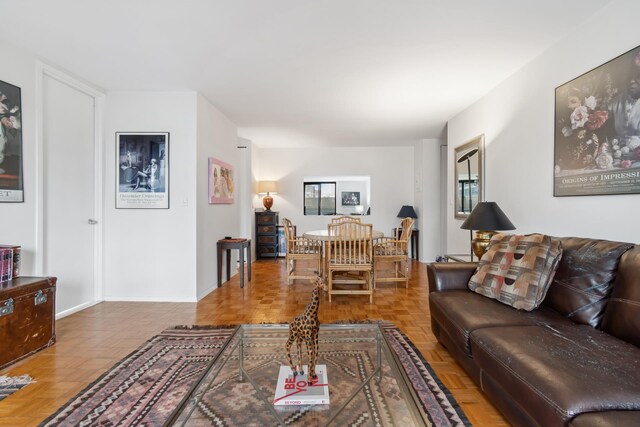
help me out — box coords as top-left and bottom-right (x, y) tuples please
(0, 80), (23, 202)
(116, 132), (169, 209)
(555, 45), (640, 196)
(341, 191), (360, 206)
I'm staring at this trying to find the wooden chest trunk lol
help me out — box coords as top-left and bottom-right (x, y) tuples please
(0, 276), (57, 370)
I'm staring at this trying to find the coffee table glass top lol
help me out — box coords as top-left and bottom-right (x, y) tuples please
(169, 324), (429, 426)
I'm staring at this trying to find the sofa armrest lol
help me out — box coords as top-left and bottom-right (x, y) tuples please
(427, 262), (477, 293)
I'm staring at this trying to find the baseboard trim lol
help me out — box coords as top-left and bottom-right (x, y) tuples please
(103, 296), (198, 303)
(55, 300), (101, 319)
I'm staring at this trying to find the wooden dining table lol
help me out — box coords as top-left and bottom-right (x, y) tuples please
(303, 229), (384, 277)
(303, 229), (384, 241)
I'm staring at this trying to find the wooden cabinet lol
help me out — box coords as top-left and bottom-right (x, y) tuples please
(255, 211), (279, 259)
(0, 276), (57, 369)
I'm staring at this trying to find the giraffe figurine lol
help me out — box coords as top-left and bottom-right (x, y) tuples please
(285, 276), (327, 384)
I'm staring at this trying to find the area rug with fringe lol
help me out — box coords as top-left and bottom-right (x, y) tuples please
(41, 322), (469, 426)
(0, 375), (35, 401)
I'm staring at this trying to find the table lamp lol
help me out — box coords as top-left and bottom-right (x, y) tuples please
(397, 205), (418, 219)
(258, 181), (278, 211)
(460, 202), (515, 260)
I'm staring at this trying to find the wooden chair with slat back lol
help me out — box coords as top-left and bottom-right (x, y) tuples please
(327, 221), (373, 303)
(373, 217), (415, 288)
(330, 216), (362, 224)
(282, 218), (322, 285)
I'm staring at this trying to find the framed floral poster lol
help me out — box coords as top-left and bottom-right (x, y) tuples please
(208, 157), (234, 204)
(116, 132), (169, 209)
(0, 80), (23, 202)
(555, 45), (640, 196)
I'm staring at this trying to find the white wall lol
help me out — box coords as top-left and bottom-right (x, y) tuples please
(336, 181), (368, 215)
(104, 91), (198, 302)
(0, 43), (39, 274)
(250, 141), (261, 259)
(447, 0), (640, 252)
(415, 139), (444, 262)
(196, 94), (242, 299)
(253, 146), (414, 240)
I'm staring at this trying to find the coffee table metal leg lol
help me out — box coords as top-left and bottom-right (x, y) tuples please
(239, 331), (244, 382)
(376, 331), (382, 382)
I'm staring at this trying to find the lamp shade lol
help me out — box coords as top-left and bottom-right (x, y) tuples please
(457, 148), (478, 163)
(257, 181), (278, 195)
(397, 205), (418, 218)
(460, 202), (515, 231)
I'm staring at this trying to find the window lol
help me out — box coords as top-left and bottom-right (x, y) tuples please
(304, 182), (336, 215)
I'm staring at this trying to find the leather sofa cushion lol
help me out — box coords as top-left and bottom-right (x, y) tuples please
(569, 411), (640, 427)
(602, 246), (640, 347)
(543, 237), (633, 328)
(428, 290), (564, 356)
(471, 325), (640, 426)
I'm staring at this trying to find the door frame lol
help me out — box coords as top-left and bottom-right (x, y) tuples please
(35, 62), (106, 317)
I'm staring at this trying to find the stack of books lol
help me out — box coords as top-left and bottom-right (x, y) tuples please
(0, 245), (20, 281)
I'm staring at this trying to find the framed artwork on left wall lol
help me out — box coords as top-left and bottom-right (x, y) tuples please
(116, 132), (169, 209)
(0, 79), (23, 202)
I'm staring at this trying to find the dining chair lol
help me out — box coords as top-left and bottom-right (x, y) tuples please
(327, 221), (373, 303)
(373, 217), (415, 288)
(282, 218), (322, 285)
(330, 216), (362, 224)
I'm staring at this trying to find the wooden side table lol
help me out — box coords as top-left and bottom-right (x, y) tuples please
(217, 238), (251, 288)
(393, 228), (420, 260)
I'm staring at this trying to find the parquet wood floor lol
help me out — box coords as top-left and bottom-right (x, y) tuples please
(0, 259), (509, 426)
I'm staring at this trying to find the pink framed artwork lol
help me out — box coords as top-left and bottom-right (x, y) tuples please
(208, 157), (234, 204)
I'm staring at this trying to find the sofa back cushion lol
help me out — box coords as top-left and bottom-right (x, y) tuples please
(601, 246), (640, 347)
(543, 237), (633, 328)
(468, 234), (562, 311)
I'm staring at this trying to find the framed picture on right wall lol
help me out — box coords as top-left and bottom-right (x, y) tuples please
(554, 44), (640, 196)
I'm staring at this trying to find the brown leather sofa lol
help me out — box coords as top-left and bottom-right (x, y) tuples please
(427, 237), (640, 427)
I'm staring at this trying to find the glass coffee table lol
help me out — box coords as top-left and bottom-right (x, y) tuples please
(167, 324), (429, 426)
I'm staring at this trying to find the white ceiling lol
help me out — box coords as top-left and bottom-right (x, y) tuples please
(0, 0), (611, 147)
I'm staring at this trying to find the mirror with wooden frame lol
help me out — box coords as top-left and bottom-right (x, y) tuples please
(454, 135), (484, 219)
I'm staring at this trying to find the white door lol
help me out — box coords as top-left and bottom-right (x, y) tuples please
(43, 75), (97, 316)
